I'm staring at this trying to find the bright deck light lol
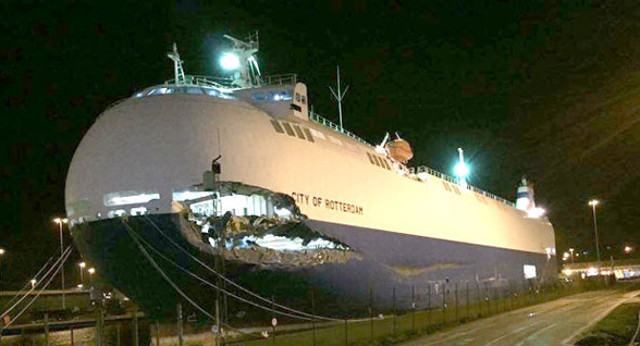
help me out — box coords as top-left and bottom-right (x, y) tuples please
(220, 53), (240, 70)
(454, 162), (469, 177)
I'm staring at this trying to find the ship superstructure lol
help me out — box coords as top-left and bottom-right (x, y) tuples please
(65, 34), (556, 318)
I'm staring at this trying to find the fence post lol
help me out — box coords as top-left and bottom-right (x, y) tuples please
(155, 321), (160, 346)
(271, 297), (276, 346)
(117, 323), (121, 346)
(44, 313), (49, 346)
(466, 282), (469, 320)
(71, 326), (75, 346)
(454, 283), (458, 322)
(215, 300), (221, 346)
(369, 287), (374, 343)
(476, 282), (481, 317)
(312, 290), (317, 346)
(427, 284), (431, 329)
(411, 286), (415, 333)
(485, 282), (491, 315)
(133, 306), (139, 346)
(344, 318), (348, 346)
(392, 287), (397, 336)
(177, 303), (184, 346)
(442, 283), (446, 324)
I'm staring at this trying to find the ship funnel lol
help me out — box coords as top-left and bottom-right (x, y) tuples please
(516, 176), (536, 211)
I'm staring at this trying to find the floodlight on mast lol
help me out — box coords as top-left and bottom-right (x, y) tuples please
(221, 31), (261, 87)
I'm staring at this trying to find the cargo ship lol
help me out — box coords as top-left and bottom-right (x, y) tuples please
(65, 34), (556, 319)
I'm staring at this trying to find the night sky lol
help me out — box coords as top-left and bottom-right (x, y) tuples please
(2, 1), (639, 287)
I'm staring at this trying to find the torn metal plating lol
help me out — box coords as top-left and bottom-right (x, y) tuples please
(176, 182), (362, 268)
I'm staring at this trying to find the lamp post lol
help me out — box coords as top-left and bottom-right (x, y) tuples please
(588, 200), (601, 271)
(78, 262), (86, 288)
(0, 248), (5, 300)
(569, 248), (575, 263)
(53, 217), (68, 309)
(88, 267), (95, 288)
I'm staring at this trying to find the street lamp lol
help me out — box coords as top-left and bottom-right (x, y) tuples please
(588, 200), (601, 270)
(569, 248), (575, 263)
(53, 217), (68, 309)
(30, 279), (37, 289)
(78, 262), (86, 288)
(0, 248), (5, 296)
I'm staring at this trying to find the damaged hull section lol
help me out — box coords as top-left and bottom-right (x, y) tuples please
(71, 209), (554, 320)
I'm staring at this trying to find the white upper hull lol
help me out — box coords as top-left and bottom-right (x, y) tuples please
(65, 91), (555, 257)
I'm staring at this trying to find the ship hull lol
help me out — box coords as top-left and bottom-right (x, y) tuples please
(71, 213), (556, 321)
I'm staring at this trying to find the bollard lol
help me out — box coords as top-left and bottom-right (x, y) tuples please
(71, 326), (75, 346)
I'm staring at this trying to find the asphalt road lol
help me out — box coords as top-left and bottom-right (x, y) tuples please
(401, 288), (640, 346)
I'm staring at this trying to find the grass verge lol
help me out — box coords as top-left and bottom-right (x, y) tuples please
(575, 302), (640, 346)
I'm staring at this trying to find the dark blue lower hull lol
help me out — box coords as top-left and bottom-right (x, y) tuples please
(71, 213), (556, 321)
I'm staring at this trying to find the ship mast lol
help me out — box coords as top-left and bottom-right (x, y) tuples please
(329, 66), (349, 133)
(167, 43), (186, 85)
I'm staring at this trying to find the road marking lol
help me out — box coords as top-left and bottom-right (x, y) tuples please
(422, 327), (481, 345)
(512, 322), (558, 346)
(485, 321), (542, 346)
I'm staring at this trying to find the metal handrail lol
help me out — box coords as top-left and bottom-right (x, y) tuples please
(308, 111), (373, 147)
(415, 166), (515, 207)
(164, 73), (298, 89)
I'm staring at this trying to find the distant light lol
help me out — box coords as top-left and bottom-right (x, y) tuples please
(220, 53), (241, 70)
(588, 199), (599, 207)
(77, 284), (84, 289)
(53, 217), (68, 224)
(30, 279), (37, 288)
(0, 248), (5, 255)
(587, 267), (598, 276)
(563, 268), (572, 276)
(624, 245), (633, 254)
(527, 207), (546, 219)
(454, 162), (469, 178)
(88, 267), (96, 274)
(79, 262), (86, 268)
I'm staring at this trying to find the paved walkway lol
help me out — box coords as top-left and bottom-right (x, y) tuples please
(401, 289), (640, 345)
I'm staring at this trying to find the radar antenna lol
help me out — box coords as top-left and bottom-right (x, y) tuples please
(222, 31), (261, 87)
(328, 66), (349, 133)
(167, 43), (186, 85)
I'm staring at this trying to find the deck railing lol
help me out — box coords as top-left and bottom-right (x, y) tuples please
(308, 111), (373, 147)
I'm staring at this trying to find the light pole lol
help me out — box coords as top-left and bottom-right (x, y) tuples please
(53, 217), (68, 309)
(78, 262), (86, 288)
(0, 248), (5, 295)
(588, 200), (601, 270)
(569, 248), (575, 263)
(88, 267), (96, 288)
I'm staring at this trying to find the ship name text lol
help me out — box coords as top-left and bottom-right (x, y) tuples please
(291, 192), (363, 215)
